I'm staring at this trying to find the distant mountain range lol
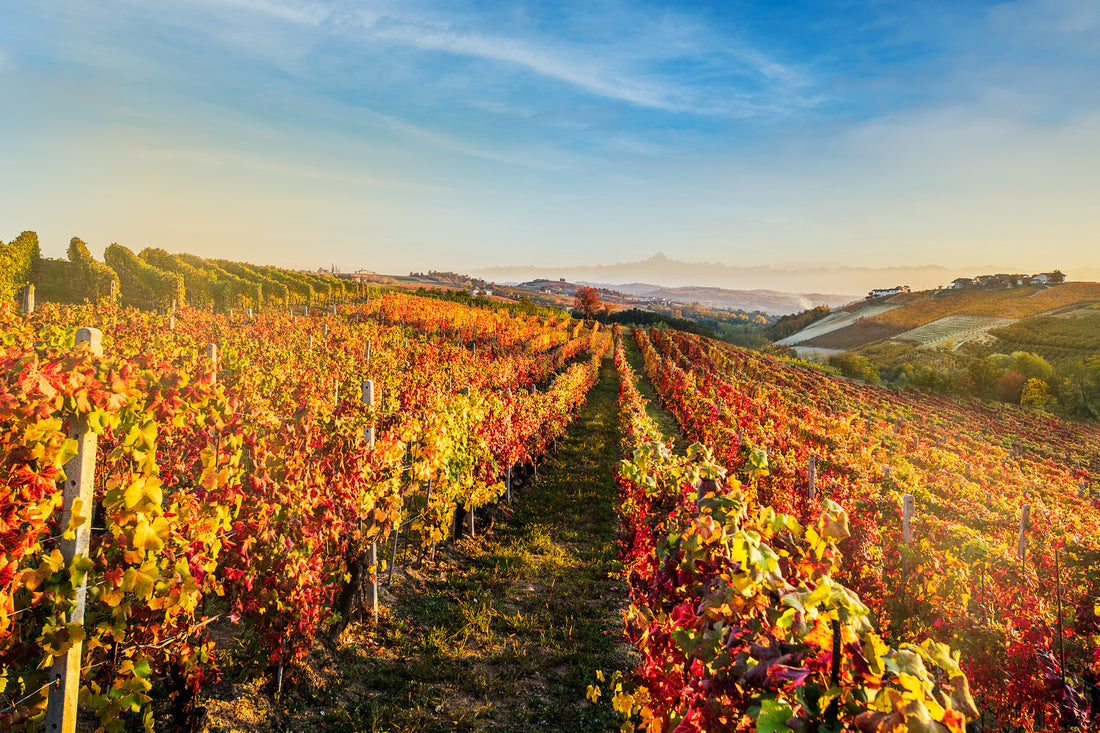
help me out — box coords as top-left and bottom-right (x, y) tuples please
(474, 253), (1098, 297)
(574, 282), (852, 315)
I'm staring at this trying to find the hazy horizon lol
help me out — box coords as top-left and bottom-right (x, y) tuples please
(3, 1), (1099, 275)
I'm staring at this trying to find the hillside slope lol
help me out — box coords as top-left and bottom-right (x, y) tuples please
(785, 282), (1100, 352)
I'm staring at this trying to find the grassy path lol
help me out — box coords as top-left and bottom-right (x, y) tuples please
(620, 329), (687, 451)
(206, 353), (633, 732)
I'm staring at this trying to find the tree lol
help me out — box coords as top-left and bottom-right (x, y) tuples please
(1021, 377), (1051, 409)
(967, 357), (1004, 398)
(574, 286), (601, 320)
(828, 352), (880, 384)
(996, 370), (1026, 404)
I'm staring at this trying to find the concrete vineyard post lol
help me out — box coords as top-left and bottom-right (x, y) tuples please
(362, 380), (375, 449)
(45, 327), (103, 733)
(22, 284), (35, 315)
(365, 541), (378, 624)
(304, 305), (309, 317)
(248, 307), (253, 318)
(364, 340), (371, 362)
(168, 315), (175, 331)
(207, 343), (218, 385)
(1018, 504), (1030, 567)
(808, 455), (816, 500)
(309, 335), (313, 350)
(902, 494), (914, 545)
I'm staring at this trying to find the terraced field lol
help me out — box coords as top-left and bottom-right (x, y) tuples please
(897, 314), (1015, 348)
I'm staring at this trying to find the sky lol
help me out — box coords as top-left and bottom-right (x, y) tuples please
(1, 0), (1098, 277)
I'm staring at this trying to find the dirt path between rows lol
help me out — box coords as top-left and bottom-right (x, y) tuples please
(204, 353), (635, 732)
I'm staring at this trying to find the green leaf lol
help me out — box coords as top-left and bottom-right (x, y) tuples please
(132, 657), (152, 680)
(757, 698), (794, 733)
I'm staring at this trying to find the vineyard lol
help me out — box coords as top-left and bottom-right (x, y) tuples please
(2, 275), (1100, 730)
(623, 327), (1099, 730)
(2, 232), (359, 314)
(986, 312), (1100, 364)
(0, 293), (609, 730)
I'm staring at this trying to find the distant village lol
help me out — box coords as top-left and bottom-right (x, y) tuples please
(866, 270), (1066, 300)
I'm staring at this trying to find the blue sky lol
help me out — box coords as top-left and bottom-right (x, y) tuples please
(1, 0), (1098, 276)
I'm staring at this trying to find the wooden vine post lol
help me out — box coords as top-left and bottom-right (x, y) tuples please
(45, 327), (103, 733)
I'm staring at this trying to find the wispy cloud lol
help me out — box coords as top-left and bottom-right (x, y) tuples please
(365, 19), (683, 111)
(178, 0), (813, 118)
(359, 9), (816, 117)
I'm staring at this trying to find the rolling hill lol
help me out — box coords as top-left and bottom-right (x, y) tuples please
(781, 282), (1100, 356)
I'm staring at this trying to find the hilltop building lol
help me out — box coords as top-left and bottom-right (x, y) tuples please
(948, 270), (1065, 289)
(867, 285), (911, 299)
